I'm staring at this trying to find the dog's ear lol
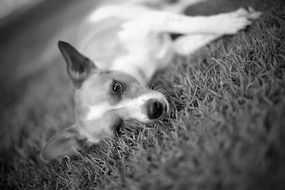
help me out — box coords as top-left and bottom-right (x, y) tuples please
(58, 41), (96, 88)
(40, 126), (84, 162)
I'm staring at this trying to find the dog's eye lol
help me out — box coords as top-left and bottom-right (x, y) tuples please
(112, 80), (123, 94)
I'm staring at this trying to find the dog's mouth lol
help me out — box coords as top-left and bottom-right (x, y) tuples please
(109, 97), (169, 136)
(111, 117), (124, 135)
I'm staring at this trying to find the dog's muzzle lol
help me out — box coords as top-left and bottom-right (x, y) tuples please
(145, 99), (168, 120)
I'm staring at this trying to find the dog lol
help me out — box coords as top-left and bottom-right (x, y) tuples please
(40, 0), (261, 162)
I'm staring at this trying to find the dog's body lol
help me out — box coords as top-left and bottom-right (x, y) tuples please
(41, 0), (261, 162)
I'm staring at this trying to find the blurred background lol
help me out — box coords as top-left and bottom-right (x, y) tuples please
(0, 0), (42, 21)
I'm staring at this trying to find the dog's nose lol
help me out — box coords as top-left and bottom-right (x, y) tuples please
(146, 99), (165, 120)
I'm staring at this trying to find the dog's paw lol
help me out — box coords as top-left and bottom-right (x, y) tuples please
(216, 7), (262, 35)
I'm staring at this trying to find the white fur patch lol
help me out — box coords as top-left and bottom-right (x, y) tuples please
(86, 102), (112, 121)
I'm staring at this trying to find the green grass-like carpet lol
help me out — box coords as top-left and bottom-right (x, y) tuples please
(1, 0), (285, 189)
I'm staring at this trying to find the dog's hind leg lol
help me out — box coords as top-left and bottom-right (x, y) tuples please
(173, 34), (221, 55)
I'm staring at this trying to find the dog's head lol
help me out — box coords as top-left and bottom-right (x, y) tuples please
(58, 41), (169, 123)
(40, 41), (168, 162)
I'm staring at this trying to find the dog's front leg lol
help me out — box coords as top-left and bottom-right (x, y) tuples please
(135, 7), (261, 35)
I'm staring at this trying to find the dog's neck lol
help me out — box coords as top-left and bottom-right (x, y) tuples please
(109, 47), (174, 86)
(108, 26), (174, 85)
